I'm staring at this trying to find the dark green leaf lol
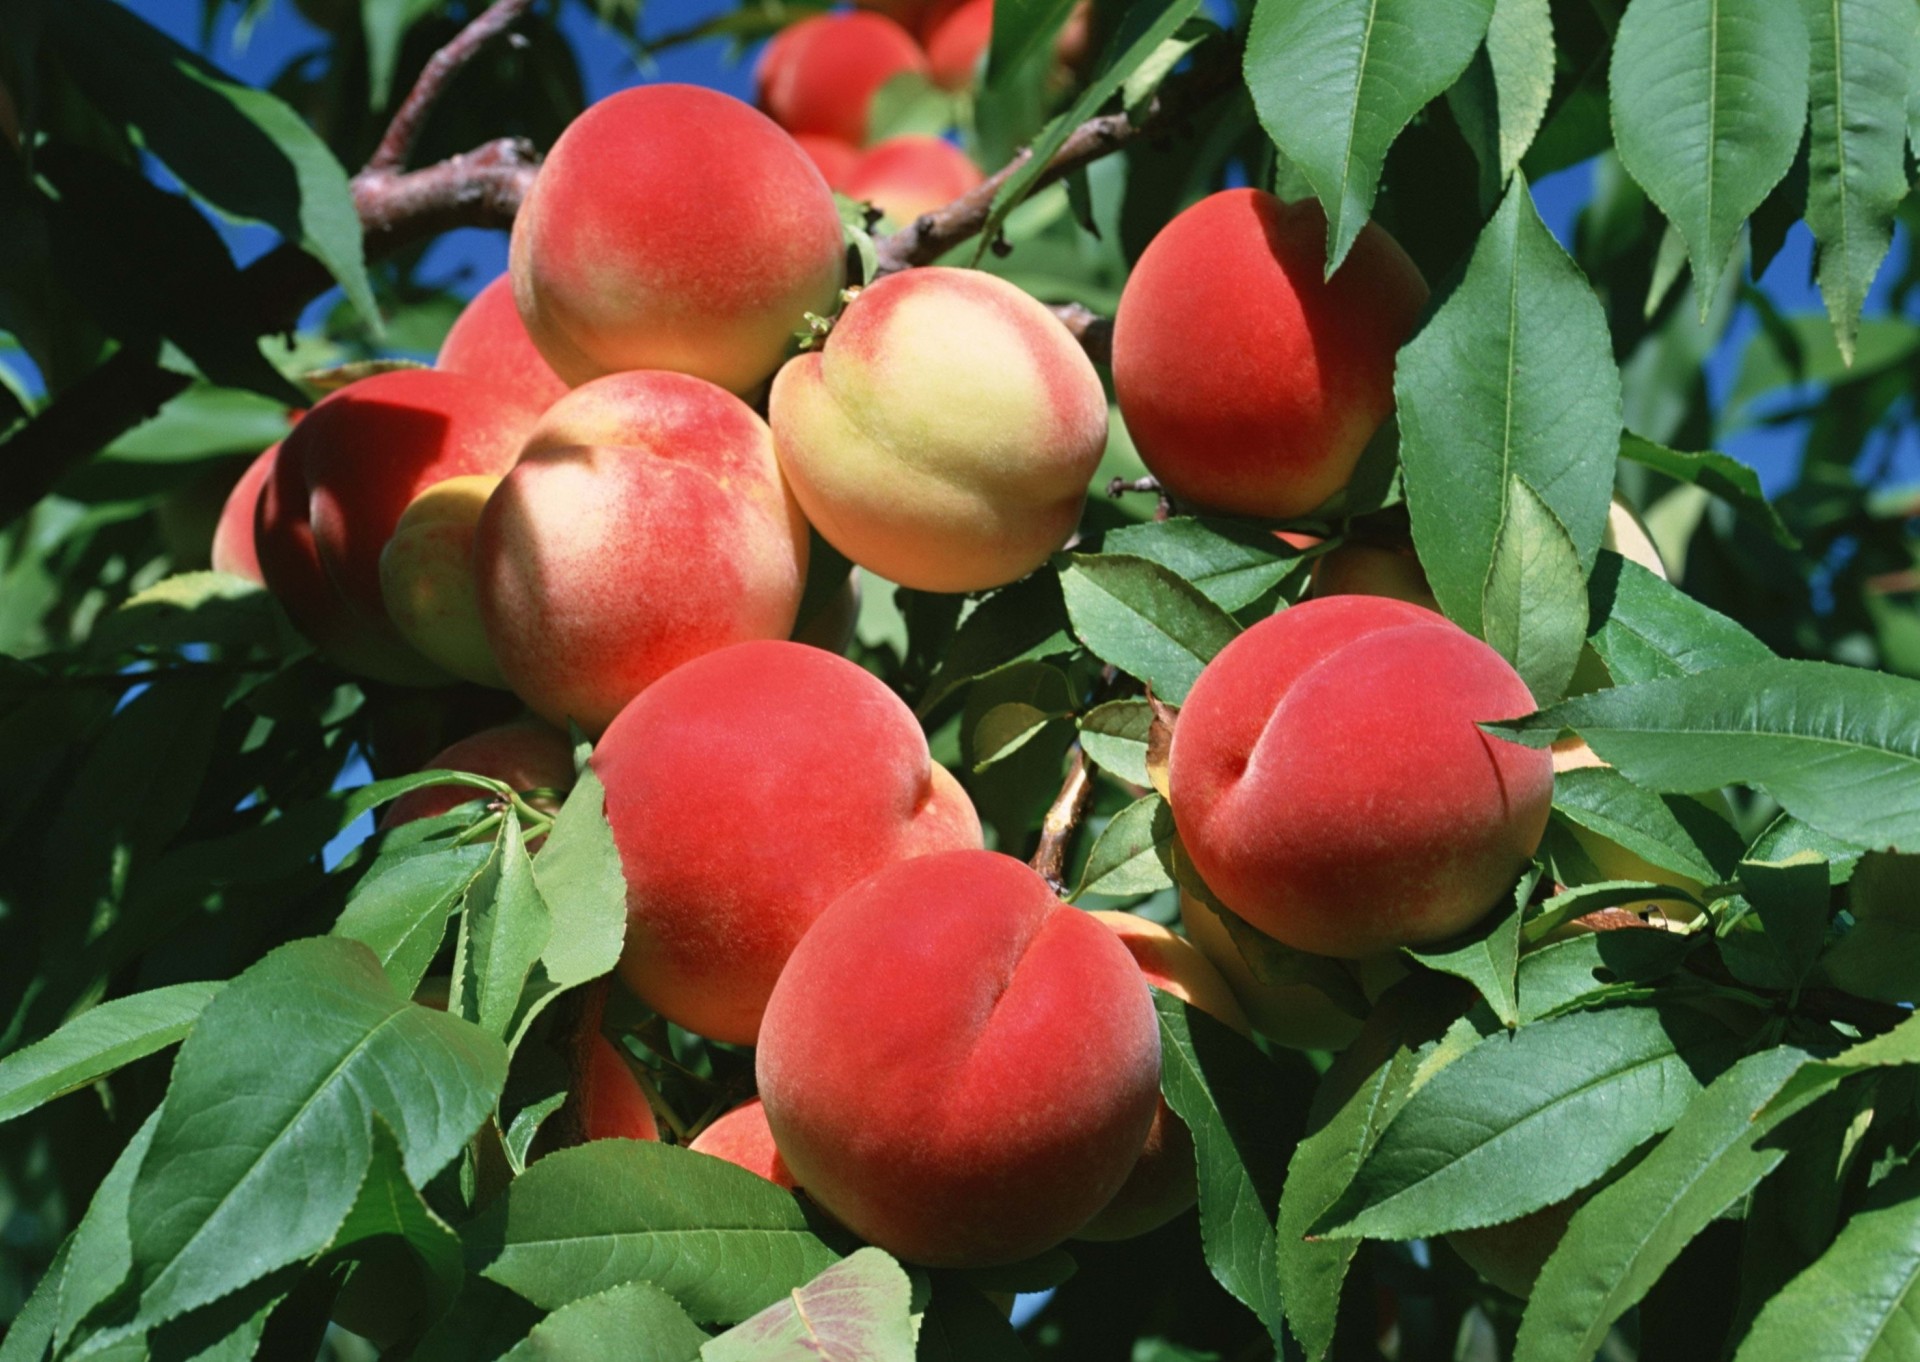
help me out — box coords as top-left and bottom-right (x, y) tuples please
(1584, 552), (1776, 684)
(332, 842), (494, 997)
(1619, 433), (1797, 548)
(963, 662), (1076, 773)
(1102, 517), (1314, 612)
(1402, 890), (1524, 1026)
(1059, 553), (1239, 704)
(1514, 930), (1696, 1023)
(328, 1116), (464, 1335)
(1554, 765), (1745, 885)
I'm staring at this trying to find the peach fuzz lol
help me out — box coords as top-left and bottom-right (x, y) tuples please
(1112, 189), (1427, 518)
(921, 0), (992, 89)
(756, 13), (928, 146)
(1075, 912), (1246, 1242)
(689, 1099), (795, 1189)
(843, 136), (984, 226)
(379, 474), (505, 687)
(380, 717), (576, 830)
(793, 133), (860, 189)
(770, 267), (1107, 593)
(474, 372), (810, 736)
(510, 86), (845, 394)
(436, 275), (569, 414)
(580, 1034), (661, 1144)
(1169, 597), (1554, 958)
(211, 444), (276, 584)
(757, 850), (1160, 1267)
(1177, 890), (1365, 1051)
(595, 640), (982, 1044)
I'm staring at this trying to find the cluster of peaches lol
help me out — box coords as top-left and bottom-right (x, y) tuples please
(196, 22), (1650, 1267)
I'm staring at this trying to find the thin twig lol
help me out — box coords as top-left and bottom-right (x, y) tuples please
(1030, 745), (1094, 897)
(365, 0), (539, 174)
(1049, 302), (1113, 365)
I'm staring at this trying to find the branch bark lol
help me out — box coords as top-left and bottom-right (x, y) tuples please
(1029, 745), (1094, 897)
(365, 0), (539, 174)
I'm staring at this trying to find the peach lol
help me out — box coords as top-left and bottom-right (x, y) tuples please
(510, 86), (845, 394)
(474, 372), (811, 736)
(378, 475), (506, 688)
(211, 445), (275, 584)
(1169, 597), (1554, 958)
(757, 850), (1161, 1267)
(921, 0), (992, 89)
(1112, 189), (1427, 518)
(1606, 497), (1667, 578)
(380, 717), (575, 829)
(770, 267), (1107, 593)
(794, 133), (861, 188)
(595, 640), (982, 1043)
(1075, 912), (1247, 1241)
(842, 136), (984, 226)
(436, 275), (569, 414)
(580, 1034), (660, 1144)
(688, 1098), (795, 1189)
(1310, 538), (1439, 612)
(756, 13), (929, 146)
(1177, 891), (1365, 1051)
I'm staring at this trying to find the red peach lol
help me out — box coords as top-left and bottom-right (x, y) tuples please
(211, 444), (276, 584)
(436, 275), (569, 414)
(921, 0), (992, 89)
(757, 850), (1161, 1267)
(1113, 189), (1427, 518)
(380, 717), (576, 830)
(474, 372), (811, 736)
(842, 135), (984, 226)
(580, 1034), (660, 1144)
(688, 1098), (795, 1189)
(793, 133), (861, 189)
(595, 640), (982, 1044)
(770, 267), (1108, 592)
(756, 13), (929, 146)
(510, 86), (846, 394)
(1169, 597), (1553, 958)
(1076, 912), (1248, 1241)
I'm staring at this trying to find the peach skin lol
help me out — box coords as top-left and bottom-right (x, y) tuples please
(689, 1099), (796, 1190)
(379, 474), (505, 688)
(437, 275), (569, 413)
(381, 717), (576, 830)
(756, 12), (928, 145)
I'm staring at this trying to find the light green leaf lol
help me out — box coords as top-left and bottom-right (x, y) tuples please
(1512, 1045), (1821, 1362)
(1244, 0), (1496, 271)
(1583, 552), (1776, 684)
(1610, 0), (1811, 317)
(529, 763), (629, 991)
(1801, 0), (1918, 361)
(1482, 475), (1589, 704)
(500, 1281), (709, 1362)
(1398, 179), (1621, 638)
(121, 938), (506, 1330)
(702, 1249), (915, 1361)
(1488, 659), (1920, 852)
(1312, 1004), (1741, 1239)
(1073, 794), (1177, 898)
(1102, 517), (1316, 612)
(0, 983), (220, 1125)
(332, 842), (493, 996)
(467, 1141), (842, 1326)
(1487, 0), (1555, 176)
(1079, 699), (1155, 787)
(1059, 553), (1240, 704)
(451, 817), (552, 1042)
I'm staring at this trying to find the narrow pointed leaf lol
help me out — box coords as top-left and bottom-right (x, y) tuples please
(529, 764), (630, 989)
(1481, 475), (1589, 704)
(1618, 433), (1797, 547)
(331, 842), (493, 996)
(1583, 553), (1775, 684)
(451, 818), (552, 1041)
(0, 983), (220, 1124)
(1487, 0), (1555, 176)
(1060, 554), (1240, 704)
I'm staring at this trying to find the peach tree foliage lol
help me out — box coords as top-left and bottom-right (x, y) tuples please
(0, 0), (1919, 1358)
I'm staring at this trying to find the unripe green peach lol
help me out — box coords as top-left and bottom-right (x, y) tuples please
(1177, 890), (1366, 1051)
(379, 475), (507, 688)
(770, 268), (1108, 593)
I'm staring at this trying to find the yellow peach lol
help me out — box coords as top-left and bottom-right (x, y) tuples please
(379, 475), (506, 688)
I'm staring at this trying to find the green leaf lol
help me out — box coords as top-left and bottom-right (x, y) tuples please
(1731, 1160), (1920, 1361)
(363, 0), (442, 109)
(1398, 179), (1622, 639)
(1619, 433), (1797, 548)
(1486, 0), (1555, 176)
(529, 763), (629, 992)
(1401, 890), (1524, 1027)
(1059, 553), (1240, 704)
(500, 1281), (709, 1362)
(329, 1117), (465, 1334)
(702, 1249), (915, 1361)
(1514, 930), (1696, 1023)
(1523, 880), (1707, 942)
(1244, 0), (1496, 271)
(917, 574), (1072, 716)
(1155, 993), (1307, 1351)
(1609, 0), (1811, 318)
(1512, 1045), (1822, 1362)
(333, 842), (493, 996)
(0, 982), (219, 1124)
(120, 938), (506, 1330)
(0, 1237), (66, 1362)
(1583, 553), (1776, 684)
(52, 0), (376, 326)
(1554, 766), (1745, 885)
(450, 818), (552, 1042)
(467, 1141), (843, 1326)
(1762, 1010), (1920, 1115)
(55, 1110), (162, 1353)
(1734, 854), (1833, 989)
(1802, 0), (1918, 361)
(986, 0), (1081, 82)
(1102, 517), (1315, 612)
(1747, 811), (1867, 882)
(1073, 794), (1178, 899)
(1079, 699), (1155, 787)
(1488, 659), (1920, 852)
(1482, 475), (1590, 704)
(913, 1275), (1031, 1360)
(963, 662), (1076, 772)
(1312, 1004), (1741, 1239)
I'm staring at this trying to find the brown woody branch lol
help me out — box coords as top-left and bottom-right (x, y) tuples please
(366, 0), (539, 174)
(1030, 746), (1094, 896)
(1048, 302), (1112, 365)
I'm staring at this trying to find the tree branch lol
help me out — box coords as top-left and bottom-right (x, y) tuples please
(1029, 746), (1094, 897)
(1048, 302), (1112, 365)
(365, 0), (539, 174)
